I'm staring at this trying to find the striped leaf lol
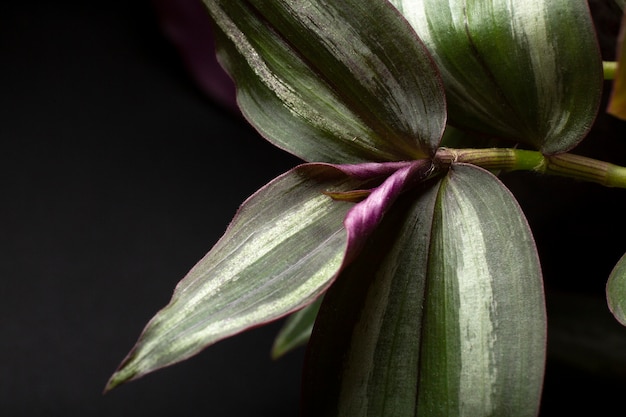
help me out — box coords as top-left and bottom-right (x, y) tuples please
(302, 182), (439, 417)
(203, 0), (446, 163)
(419, 164), (546, 415)
(303, 164), (546, 416)
(105, 164), (365, 391)
(390, 0), (603, 154)
(106, 159), (434, 390)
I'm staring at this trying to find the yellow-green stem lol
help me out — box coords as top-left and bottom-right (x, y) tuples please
(435, 148), (626, 188)
(604, 61), (618, 80)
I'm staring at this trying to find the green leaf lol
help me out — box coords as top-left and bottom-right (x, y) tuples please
(420, 164), (546, 415)
(105, 164), (366, 391)
(390, 0), (603, 154)
(303, 164), (546, 417)
(203, 0), (446, 163)
(302, 182), (439, 417)
(271, 297), (322, 359)
(607, 252), (626, 326)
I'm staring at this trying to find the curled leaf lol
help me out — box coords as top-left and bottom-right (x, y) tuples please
(391, 0), (603, 154)
(340, 159), (434, 260)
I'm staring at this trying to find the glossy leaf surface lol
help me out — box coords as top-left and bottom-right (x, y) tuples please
(420, 164), (546, 415)
(106, 165), (365, 390)
(607, 252), (626, 326)
(303, 164), (546, 416)
(203, 0), (446, 163)
(390, 0), (603, 154)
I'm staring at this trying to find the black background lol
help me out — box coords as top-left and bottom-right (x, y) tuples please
(2, 1), (626, 416)
(1, 1), (302, 416)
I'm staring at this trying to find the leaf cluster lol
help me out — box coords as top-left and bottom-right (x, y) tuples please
(106, 1), (626, 415)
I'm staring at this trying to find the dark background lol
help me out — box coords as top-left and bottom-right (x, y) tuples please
(1, 1), (626, 416)
(1, 1), (302, 416)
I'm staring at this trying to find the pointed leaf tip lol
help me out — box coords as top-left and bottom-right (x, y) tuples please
(107, 164), (365, 387)
(105, 346), (144, 392)
(271, 297), (323, 359)
(103, 372), (126, 394)
(107, 159), (435, 388)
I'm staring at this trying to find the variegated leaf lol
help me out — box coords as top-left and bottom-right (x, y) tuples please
(106, 164), (362, 390)
(390, 0), (603, 154)
(106, 160), (433, 390)
(203, 0), (446, 163)
(303, 164), (546, 416)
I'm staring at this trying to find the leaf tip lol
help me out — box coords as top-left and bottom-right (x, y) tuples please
(270, 345), (283, 361)
(103, 351), (141, 394)
(103, 369), (134, 394)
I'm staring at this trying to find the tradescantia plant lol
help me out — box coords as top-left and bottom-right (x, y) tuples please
(106, 0), (626, 415)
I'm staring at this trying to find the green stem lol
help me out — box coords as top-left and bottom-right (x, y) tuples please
(604, 61), (618, 80)
(434, 148), (626, 188)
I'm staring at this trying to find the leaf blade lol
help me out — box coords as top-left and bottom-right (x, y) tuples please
(419, 164), (546, 416)
(607, 252), (626, 326)
(302, 184), (440, 417)
(391, 0), (603, 154)
(106, 159), (432, 391)
(204, 0), (446, 162)
(302, 165), (546, 417)
(106, 164), (364, 390)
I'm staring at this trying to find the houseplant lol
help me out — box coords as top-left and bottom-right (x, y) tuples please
(106, 0), (626, 415)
